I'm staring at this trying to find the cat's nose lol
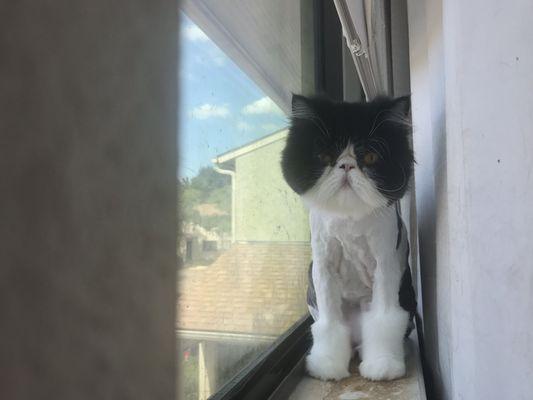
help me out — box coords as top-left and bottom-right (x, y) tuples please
(339, 162), (355, 171)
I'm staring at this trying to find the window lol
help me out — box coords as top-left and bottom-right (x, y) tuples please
(177, 7), (319, 399)
(202, 240), (217, 252)
(186, 239), (193, 262)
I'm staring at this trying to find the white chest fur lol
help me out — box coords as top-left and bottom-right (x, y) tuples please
(309, 207), (400, 305)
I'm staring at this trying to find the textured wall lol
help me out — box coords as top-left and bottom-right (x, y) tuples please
(235, 139), (310, 242)
(407, 0), (452, 398)
(0, 2), (177, 399)
(408, 0), (533, 399)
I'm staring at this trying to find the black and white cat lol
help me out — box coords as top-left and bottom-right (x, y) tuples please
(281, 94), (416, 381)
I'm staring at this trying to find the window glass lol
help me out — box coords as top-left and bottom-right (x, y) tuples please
(177, 11), (312, 400)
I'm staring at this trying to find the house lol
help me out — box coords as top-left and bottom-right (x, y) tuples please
(212, 128), (310, 243)
(179, 222), (231, 267)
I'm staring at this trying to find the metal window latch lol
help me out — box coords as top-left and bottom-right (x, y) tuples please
(346, 37), (366, 57)
(333, 0), (379, 100)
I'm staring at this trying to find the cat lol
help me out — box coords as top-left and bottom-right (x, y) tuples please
(281, 94), (416, 381)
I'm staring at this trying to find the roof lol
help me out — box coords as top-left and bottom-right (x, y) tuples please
(194, 203), (228, 217)
(211, 128), (288, 165)
(177, 242), (311, 337)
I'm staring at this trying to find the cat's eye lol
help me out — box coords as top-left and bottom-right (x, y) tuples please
(318, 153), (333, 165)
(363, 152), (379, 165)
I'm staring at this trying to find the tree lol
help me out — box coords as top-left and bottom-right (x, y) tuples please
(178, 166), (231, 234)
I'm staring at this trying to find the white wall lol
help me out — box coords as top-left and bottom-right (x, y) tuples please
(408, 0), (533, 399)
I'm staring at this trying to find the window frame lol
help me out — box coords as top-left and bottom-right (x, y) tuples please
(209, 315), (313, 400)
(178, 1), (431, 398)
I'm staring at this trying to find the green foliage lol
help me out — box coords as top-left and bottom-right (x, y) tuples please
(190, 166), (229, 193)
(206, 185), (231, 214)
(178, 166), (231, 234)
(200, 214), (230, 232)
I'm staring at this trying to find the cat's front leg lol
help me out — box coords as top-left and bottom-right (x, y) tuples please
(306, 239), (351, 381)
(359, 250), (409, 381)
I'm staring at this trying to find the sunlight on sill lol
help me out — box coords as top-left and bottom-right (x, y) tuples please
(281, 336), (426, 400)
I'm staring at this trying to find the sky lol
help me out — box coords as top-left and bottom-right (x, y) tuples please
(178, 13), (287, 179)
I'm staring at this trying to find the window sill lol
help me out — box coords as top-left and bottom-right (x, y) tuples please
(271, 332), (426, 400)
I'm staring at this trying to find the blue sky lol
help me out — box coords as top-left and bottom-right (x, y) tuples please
(179, 13), (287, 179)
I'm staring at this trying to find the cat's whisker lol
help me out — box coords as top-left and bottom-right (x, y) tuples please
(292, 109), (331, 139)
(312, 115), (331, 138)
(292, 113), (330, 139)
(369, 114), (411, 137)
(376, 166), (407, 194)
(388, 111), (412, 128)
(368, 118), (394, 137)
(368, 109), (388, 137)
(369, 137), (391, 157)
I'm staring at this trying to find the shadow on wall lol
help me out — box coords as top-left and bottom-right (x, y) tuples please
(416, 108), (447, 400)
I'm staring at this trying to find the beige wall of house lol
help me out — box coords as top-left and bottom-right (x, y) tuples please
(234, 138), (310, 242)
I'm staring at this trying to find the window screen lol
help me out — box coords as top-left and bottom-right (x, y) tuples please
(177, 7), (315, 399)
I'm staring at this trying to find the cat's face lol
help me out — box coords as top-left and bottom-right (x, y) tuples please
(281, 95), (414, 216)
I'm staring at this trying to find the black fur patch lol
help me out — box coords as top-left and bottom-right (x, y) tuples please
(395, 202), (403, 249)
(399, 240), (417, 337)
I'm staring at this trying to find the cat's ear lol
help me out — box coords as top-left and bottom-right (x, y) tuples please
(390, 95), (411, 117)
(291, 94), (315, 116)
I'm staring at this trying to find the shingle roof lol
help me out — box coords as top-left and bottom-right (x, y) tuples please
(177, 242), (311, 336)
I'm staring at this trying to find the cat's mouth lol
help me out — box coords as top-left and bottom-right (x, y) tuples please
(340, 176), (353, 190)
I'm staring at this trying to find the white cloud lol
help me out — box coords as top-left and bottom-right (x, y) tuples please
(182, 24), (209, 42)
(191, 49), (226, 68)
(242, 97), (283, 116)
(191, 104), (230, 120)
(212, 55), (226, 67)
(236, 121), (253, 132)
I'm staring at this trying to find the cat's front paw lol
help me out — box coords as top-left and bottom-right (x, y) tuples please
(359, 356), (405, 381)
(306, 320), (352, 381)
(306, 350), (350, 381)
